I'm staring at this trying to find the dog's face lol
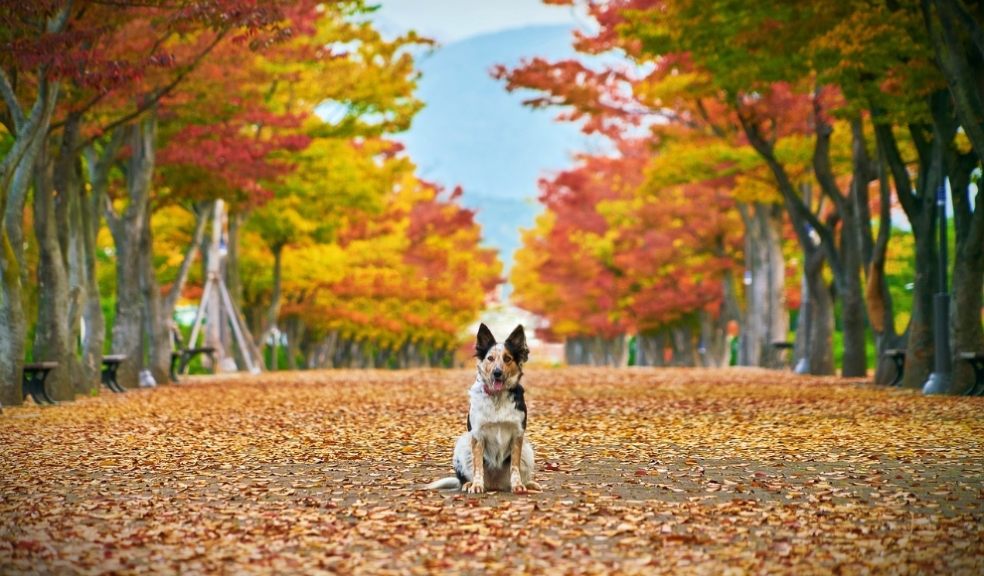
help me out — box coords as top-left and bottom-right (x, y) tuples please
(475, 323), (529, 394)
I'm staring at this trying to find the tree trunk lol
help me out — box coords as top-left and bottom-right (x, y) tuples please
(837, 119), (872, 377)
(928, 0), (984, 168)
(699, 309), (728, 367)
(140, 209), (170, 385)
(0, 10), (69, 405)
(259, 243), (285, 368)
(285, 315), (304, 371)
(738, 202), (788, 367)
(804, 249), (835, 375)
(871, 105), (955, 390)
(669, 326), (697, 367)
(869, 145), (905, 384)
(0, 230), (27, 406)
(836, 205), (868, 377)
(905, 209), (938, 389)
(812, 113), (871, 378)
(79, 131), (124, 391)
(713, 255), (742, 368)
(637, 331), (667, 367)
(564, 337), (582, 365)
(949, 148), (983, 393)
(32, 133), (76, 401)
(106, 117), (158, 389)
(79, 187), (106, 389)
(0, 85), (58, 405)
(63, 145), (88, 395)
(108, 210), (144, 389)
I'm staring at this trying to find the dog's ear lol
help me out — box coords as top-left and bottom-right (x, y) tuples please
(475, 323), (496, 359)
(505, 324), (529, 364)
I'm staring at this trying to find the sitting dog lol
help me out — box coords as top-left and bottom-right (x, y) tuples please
(426, 323), (540, 493)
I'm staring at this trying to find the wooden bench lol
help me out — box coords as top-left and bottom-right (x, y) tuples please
(100, 355), (127, 393)
(771, 341), (794, 370)
(169, 347), (216, 383)
(23, 362), (58, 405)
(883, 349), (906, 387)
(959, 352), (984, 396)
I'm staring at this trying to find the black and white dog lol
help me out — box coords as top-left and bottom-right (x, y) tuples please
(427, 323), (540, 493)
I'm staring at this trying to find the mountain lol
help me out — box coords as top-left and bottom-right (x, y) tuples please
(398, 25), (596, 275)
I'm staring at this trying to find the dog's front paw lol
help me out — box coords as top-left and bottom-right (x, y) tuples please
(465, 480), (485, 494)
(510, 471), (527, 494)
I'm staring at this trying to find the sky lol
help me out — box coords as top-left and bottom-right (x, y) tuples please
(374, 0), (584, 43)
(370, 0), (595, 308)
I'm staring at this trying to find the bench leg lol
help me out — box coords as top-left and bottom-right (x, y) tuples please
(111, 367), (126, 393)
(170, 354), (181, 383)
(179, 352), (192, 376)
(39, 375), (57, 404)
(23, 374), (42, 404)
(101, 370), (120, 393)
(889, 358), (904, 387)
(28, 386), (49, 405)
(969, 360), (984, 397)
(23, 373), (55, 405)
(179, 351), (215, 376)
(102, 370), (126, 393)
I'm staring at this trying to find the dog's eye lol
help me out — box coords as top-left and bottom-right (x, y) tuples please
(503, 356), (512, 363)
(486, 356), (493, 362)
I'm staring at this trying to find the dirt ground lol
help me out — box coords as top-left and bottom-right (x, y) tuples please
(1, 367), (982, 574)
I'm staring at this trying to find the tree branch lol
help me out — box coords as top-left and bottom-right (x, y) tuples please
(811, 110), (846, 213)
(50, 30), (177, 134)
(937, 0), (984, 61)
(163, 202), (212, 316)
(694, 98), (729, 139)
(872, 121), (919, 220)
(735, 102), (844, 280)
(0, 68), (26, 131)
(81, 30), (228, 148)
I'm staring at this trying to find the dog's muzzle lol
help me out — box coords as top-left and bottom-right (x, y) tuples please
(486, 369), (506, 394)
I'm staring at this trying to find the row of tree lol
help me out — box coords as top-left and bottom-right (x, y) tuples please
(499, 0), (983, 393)
(0, 1), (501, 405)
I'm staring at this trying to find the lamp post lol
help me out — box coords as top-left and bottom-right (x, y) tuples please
(923, 183), (952, 395)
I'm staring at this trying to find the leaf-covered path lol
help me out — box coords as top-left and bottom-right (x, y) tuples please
(2, 368), (982, 574)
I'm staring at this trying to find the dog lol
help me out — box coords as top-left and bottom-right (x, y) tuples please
(426, 323), (541, 493)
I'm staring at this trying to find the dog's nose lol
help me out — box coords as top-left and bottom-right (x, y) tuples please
(493, 368), (503, 379)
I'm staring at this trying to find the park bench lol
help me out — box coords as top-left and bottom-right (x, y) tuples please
(170, 347), (216, 383)
(101, 355), (127, 393)
(771, 341), (794, 370)
(883, 349), (906, 387)
(169, 324), (216, 383)
(22, 362), (58, 405)
(959, 352), (984, 396)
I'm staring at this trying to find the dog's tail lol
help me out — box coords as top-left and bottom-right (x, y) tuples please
(424, 477), (461, 490)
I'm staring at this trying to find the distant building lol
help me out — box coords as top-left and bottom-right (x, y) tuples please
(466, 303), (564, 366)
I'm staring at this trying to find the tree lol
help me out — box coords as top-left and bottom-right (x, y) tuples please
(496, 1), (796, 369)
(0, 2), (71, 404)
(509, 137), (740, 367)
(257, 171), (501, 369)
(1, 0), (294, 401)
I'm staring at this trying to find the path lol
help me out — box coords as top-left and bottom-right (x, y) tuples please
(1, 368), (982, 574)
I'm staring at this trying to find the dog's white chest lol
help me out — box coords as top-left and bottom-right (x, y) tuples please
(469, 386), (524, 465)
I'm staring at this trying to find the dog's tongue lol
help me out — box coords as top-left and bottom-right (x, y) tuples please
(492, 378), (505, 392)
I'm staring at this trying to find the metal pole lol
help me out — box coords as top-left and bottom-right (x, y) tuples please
(923, 182), (952, 394)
